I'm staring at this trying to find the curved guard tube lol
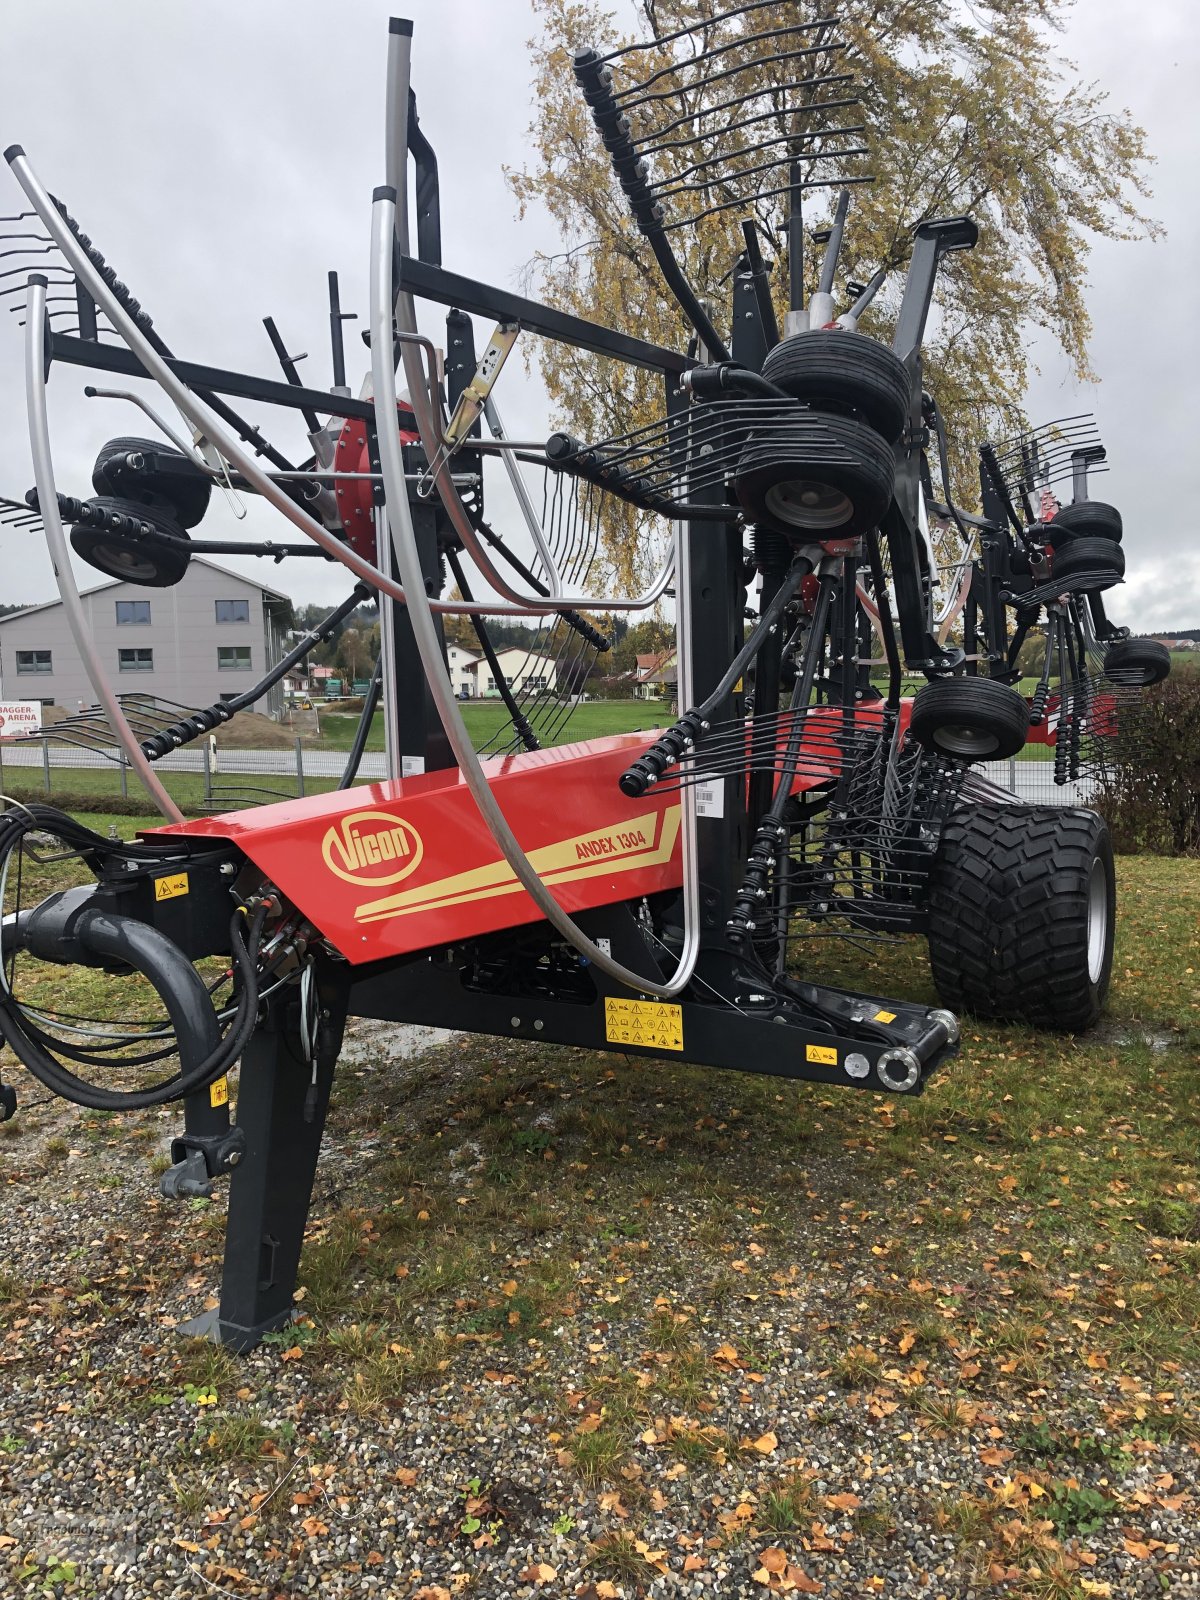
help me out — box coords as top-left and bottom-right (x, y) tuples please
(370, 187), (701, 1001)
(23, 276), (183, 822)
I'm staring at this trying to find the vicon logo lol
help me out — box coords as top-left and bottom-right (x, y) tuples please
(321, 810), (424, 886)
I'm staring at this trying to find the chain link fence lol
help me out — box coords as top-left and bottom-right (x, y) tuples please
(0, 735), (1095, 815)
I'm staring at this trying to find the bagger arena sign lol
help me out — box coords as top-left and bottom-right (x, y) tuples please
(0, 701), (43, 738)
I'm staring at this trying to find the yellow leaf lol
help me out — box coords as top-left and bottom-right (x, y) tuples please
(759, 1547), (788, 1573)
(825, 1492), (862, 1512)
(750, 1430), (778, 1455)
(519, 1562), (558, 1585)
(501, 1280), (518, 1297)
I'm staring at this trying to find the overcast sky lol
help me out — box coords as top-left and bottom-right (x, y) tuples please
(1, 0), (1197, 630)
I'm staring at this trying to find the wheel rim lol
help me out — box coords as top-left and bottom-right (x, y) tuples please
(933, 723), (1000, 757)
(95, 542), (163, 583)
(1086, 857), (1108, 985)
(764, 478), (853, 530)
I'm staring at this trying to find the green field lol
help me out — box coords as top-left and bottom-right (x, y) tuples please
(315, 697), (669, 752)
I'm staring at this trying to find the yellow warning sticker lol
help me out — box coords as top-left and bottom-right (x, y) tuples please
(209, 1076), (229, 1109)
(873, 1009), (897, 1024)
(604, 997), (684, 1052)
(805, 1043), (838, 1065)
(154, 872), (189, 902)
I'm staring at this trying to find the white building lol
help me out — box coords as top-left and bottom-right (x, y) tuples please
(445, 644), (481, 697)
(476, 647), (557, 698)
(0, 559), (291, 717)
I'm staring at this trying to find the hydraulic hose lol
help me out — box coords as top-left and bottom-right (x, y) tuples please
(0, 904), (264, 1111)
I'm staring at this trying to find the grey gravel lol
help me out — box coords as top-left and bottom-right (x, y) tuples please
(0, 1017), (1197, 1598)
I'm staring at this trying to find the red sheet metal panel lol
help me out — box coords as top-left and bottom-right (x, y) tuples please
(150, 726), (846, 964)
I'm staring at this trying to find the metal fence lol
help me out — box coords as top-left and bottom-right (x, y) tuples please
(0, 736), (1095, 811)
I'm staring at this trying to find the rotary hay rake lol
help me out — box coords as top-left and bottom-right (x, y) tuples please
(0, 7), (1168, 1349)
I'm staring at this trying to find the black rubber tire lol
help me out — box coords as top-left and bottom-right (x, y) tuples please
(927, 804), (1115, 1031)
(70, 496), (192, 587)
(760, 330), (911, 442)
(734, 412), (896, 538)
(1051, 537), (1124, 584)
(1103, 637), (1172, 686)
(908, 677), (1030, 761)
(1046, 499), (1122, 547)
(92, 435), (212, 530)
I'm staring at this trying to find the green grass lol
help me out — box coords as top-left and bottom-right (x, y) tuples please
(315, 697), (668, 753)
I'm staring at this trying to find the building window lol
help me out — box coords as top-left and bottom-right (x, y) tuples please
(15, 650), (52, 675)
(218, 645), (252, 670)
(116, 600), (151, 625)
(118, 647), (153, 672)
(215, 598), (250, 624)
(486, 675), (496, 692)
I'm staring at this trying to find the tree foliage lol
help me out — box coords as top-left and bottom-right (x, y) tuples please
(509, 0), (1156, 585)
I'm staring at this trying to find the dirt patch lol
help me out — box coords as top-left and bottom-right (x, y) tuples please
(212, 709), (304, 749)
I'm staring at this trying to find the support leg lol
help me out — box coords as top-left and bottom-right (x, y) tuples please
(210, 964), (350, 1351)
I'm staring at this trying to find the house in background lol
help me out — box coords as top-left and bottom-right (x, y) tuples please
(634, 649), (677, 700)
(0, 559), (292, 716)
(475, 647), (557, 698)
(446, 644), (481, 697)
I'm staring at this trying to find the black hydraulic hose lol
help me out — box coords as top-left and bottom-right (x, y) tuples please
(619, 558), (810, 798)
(727, 577), (835, 940)
(446, 548), (540, 752)
(0, 906), (264, 1112)
(683, 364), (790, 402)
(338, 655), (382, 788)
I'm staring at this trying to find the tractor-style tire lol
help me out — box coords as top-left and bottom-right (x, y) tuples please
(734, 411), (895, 538)
(92, 435), (212, 530)
(908, 676), (1030, 761)
(927, 804), (1115, 1031)
(1103, 637), (1172, 686)
(1051, 537), (1125, 584)
(70, 496), (192, 587)
(760, 330), (911, 442)
(1046, 499), (1123, 547)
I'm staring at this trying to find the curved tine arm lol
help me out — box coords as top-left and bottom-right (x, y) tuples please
(3, 151), (571, 621)
(482, 394), (561, 593)
(372, 189), (700, 1001)
(24, 276), (183, 823)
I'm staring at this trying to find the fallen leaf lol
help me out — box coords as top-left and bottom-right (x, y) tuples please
(519, 1562), (558, 1585)
(825, 1492), (862, 1512)
(750, 1431), (778, 1455)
